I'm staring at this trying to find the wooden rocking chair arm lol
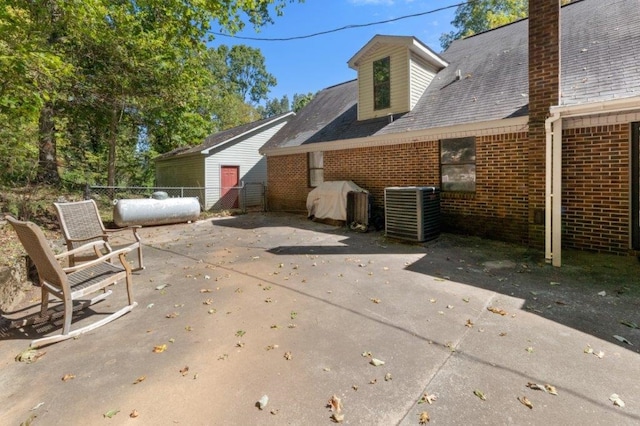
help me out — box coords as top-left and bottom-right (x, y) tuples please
(62, 246), (133, 273)
(54, 241), (108, 259)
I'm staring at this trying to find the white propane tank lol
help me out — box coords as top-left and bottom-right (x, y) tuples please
(113, 197), (200, 227)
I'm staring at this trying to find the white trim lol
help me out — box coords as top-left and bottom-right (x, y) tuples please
(348, 35), (448, 70)
(261, 116), (529, 156)
(544, 95), (640, 267)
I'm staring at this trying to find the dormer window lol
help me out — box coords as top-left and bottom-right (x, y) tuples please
(373, 56), (390, 110)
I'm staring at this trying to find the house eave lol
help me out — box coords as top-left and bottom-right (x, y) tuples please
(261, 116), (528, 156)
(347, 35), (448, 71)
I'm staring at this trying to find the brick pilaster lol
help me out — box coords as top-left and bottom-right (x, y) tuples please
(528, 0), (560, 247)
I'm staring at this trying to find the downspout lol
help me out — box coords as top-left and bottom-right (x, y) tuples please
(545, 110), (562, 266)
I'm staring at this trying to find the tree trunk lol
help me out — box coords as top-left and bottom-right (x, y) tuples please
(36, 103), (61, 185)
(107, 107), (118, 188)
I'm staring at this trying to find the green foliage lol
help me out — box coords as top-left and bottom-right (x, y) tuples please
(0, 0), (298, 188)
(440, 0), (528, 50)
(258, 95), (290, 118)
(293, 92), (314, 112)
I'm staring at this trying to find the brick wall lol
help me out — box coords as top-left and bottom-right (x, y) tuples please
(562, 124), (630, 253)
(266, 154), (309, 211)
(267, 132), (530, 244)
(528, 0), (560, 248)
(266, 123), (632, 253)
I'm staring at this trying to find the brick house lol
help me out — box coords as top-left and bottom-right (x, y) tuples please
(260, 0), (640, 265)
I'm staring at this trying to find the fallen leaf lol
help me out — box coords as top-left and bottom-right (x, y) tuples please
(200, 288), (212, 293)
(610, 393), (625, 407)
(61, 374), (75, 382)
(518, 396), (533, 409)
(597, 290), (606, 297)
(352, 385), (359, 391)
(327, 395), (343, 413)
(525, 346), (534, 353)
(613, 335), (633, 345)
(270, 324), (280, 329)
(133, 376), (146, 384)
(465, 319), (474, 328)
(236, 342), (245, 348)
(284, 351), (292, 360)
(419, 393), (437, 404)
(15, 348), (46, 364)
(30, 402), (45, 411)
(583, 345), (594, 354)
(526, 382), (545, 392)
(257, 395), (269, 410)
(290, 311), (297, 319)
(620, 320), (639, 329)
(155, 284), (170, 290)
(129, 409), (139, 418)
(185, 325), (193, 332)
(208, 309), (216, 314)
(152, 344), (167, 353)
(265, 297), (273, 303)
(330, 413), (344, 423)
(545, 384), (558, 395)
(371, 298), (381, 304)
(235, 330), (246, 337)
(361, 351), (372, 358)
(203, 299), (213, 305)
(103, 409), (120, 418)
(179, 366), (189, 376)
(474, 390), (486, 401)
(20, 414), (36, 426)
(270, 409), (279, 415)
(166, 312), (179, 319)
(487, 307), (507, 316)
(370, 358), (385, 366)
(369, 378), (377, 384)
(384, 373), (392, 381)
(418, 411), (430, 424)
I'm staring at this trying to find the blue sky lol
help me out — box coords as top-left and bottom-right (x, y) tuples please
(211, 0), (458, 103)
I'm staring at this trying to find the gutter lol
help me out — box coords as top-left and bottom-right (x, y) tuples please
(545, 95), (640, 267)
(260, 116), (529, 156)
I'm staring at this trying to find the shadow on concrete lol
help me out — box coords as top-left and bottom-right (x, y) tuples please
(211, 213), (640, 353)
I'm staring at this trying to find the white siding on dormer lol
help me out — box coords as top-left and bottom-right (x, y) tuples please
(357, 44), (410, 121)
(410, 52), (438, 110)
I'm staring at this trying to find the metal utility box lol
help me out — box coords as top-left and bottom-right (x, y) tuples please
(384, 186), (440, 242)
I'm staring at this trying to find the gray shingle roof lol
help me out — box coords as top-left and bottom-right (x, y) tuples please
(157, 112), (292, 160)
(266, 0), (640, 150)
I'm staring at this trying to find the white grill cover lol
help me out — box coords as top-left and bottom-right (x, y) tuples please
(306, 181), (367, 221)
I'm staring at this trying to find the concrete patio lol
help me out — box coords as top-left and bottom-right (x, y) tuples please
(1, 212), (639, 425)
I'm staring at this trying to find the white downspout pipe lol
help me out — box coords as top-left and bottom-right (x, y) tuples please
(545, 110), (562, 266)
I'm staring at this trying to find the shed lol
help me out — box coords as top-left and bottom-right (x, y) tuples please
(156, 112), (293, 210)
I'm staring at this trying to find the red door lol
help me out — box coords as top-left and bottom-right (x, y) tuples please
(221, 166), (240, 208)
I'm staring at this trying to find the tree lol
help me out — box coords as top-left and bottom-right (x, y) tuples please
(293, 92), (314, 112)
(258, 95), (289, 118)
(440, 0), (574, 51)
(1, 0), (298, 187)
(440, 0), (528, 50)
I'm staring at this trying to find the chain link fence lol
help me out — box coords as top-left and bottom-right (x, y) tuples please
(86, 182), (265, 213)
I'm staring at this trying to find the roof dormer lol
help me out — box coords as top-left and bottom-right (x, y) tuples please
(348, 35), (448, 121)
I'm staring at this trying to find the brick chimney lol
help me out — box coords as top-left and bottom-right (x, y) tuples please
(528, 0), (560, 247)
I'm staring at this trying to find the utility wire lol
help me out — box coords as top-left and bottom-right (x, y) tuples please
(210, 1), (466, 41)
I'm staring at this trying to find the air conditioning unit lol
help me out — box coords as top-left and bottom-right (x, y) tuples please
(384, 187), (440, 242)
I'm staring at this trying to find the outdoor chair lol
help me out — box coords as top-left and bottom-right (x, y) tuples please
(54, 199), (144, 271)
(5, 215), (138, 348)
